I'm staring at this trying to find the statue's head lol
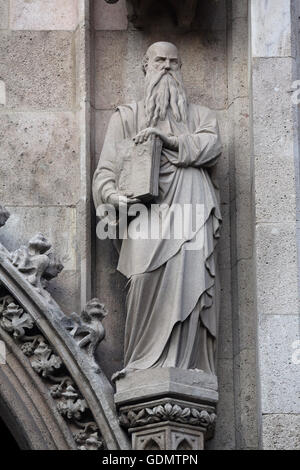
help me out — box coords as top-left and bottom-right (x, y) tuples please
(142, 42), (187, 126)
(142, 42), (182, 75)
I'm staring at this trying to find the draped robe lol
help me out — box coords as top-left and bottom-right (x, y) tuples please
(93, 100), (222, 375)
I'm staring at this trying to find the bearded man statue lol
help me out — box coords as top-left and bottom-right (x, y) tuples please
(93, 42), (222, 381)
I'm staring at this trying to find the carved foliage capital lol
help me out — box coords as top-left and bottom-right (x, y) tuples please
(119, 402), (216, 432)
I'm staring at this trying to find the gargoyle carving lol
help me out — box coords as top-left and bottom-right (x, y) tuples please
(11, 232), (63, 291)
(62, 298), (108, 357)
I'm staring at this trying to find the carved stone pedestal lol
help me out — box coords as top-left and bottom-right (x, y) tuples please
(114, 368), (218, 450)
(131, 421), (204, 451)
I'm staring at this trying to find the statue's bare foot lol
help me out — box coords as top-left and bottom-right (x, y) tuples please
(111, 368), (126, 383)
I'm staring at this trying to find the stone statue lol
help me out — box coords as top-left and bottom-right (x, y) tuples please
(93, 42), (222, 380)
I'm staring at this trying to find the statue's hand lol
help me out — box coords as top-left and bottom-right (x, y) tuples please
(107, 192), (140, 209)
(133, 127), (158, 144)
(133, 127), (179, 150)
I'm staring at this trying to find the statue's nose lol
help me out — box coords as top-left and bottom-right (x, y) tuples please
(163, 60), (171, 70)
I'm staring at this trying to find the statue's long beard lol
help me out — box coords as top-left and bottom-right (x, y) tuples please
(144, 69), (188, 127)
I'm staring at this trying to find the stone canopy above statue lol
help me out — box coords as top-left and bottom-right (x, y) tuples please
(104, 0), (201, 29)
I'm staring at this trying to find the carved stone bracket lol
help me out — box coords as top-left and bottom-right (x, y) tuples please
(119, 400), (216, 432)
(62, 298), (108, 359)
(114, 368), (218, 450)
(118, 398), (216, 450)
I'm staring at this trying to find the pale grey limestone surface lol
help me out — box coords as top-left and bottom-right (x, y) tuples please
(115, 368), (218, 406)
(0, 113), (80, 206)
(262, 414), (300, 450)
(0, 0), (8, 29)
(250, 0), (300, 450)
(0, 31), (74, 109)
(252, 57), (295, 157)
(10, 0), (78, 31)
(251, 0), (293, 58)
(258, 315), (300, 415)
(255, 154), (297, 223)
(256, 224), (298, 316)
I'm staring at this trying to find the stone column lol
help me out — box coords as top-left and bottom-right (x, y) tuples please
(114, 369), (217, 450)
(249, 0), (300, 449)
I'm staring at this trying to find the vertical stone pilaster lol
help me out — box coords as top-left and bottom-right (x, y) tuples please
(227, 0), (259, 450)
(249, 0), (300, 450)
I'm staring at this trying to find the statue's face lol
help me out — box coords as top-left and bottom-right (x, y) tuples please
(147, 43), (180, 73)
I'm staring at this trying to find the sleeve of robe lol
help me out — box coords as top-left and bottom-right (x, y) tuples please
(175, 107), (222, 168)
(92, 110), (125, 209)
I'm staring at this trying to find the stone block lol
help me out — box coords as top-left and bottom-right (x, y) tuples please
(235, 186), (253, 261)
(255, 154), (296, 223)
(215, 109), (230, 204)
(217, 266), (233, 360)
(262, 414), (300, 450)
(0, 206), (77, 271)
(94, 0), (128, 31)
(207, 359), (235, 449)
(229, 17), (248, 102)
(255, 224), (298, 316)
(0, 112), (80, 206)
(115, 368), (218, 407)
(10, 0), (78, 31)
(233, 348), (259, 449)
(75, 24), (92, 107)
(252, 58), (295, 157)
(0, 31), (74, 109)
(95, 31), (128, 109)
(0, 0), (8, 29)
(258, 315), (300, 414)
(232, 98), (251, 180)
(234, 260), (256, 353)
(251, 0), (293, 58)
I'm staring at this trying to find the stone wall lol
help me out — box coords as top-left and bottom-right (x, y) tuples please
(0, 0), (90, 315)
(0, 0), (298, 450)
(227, 0), (259, 449)
(249, 0), (300, 450)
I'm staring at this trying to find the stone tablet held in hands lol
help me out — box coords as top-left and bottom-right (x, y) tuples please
(116, 136), (162, 202)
